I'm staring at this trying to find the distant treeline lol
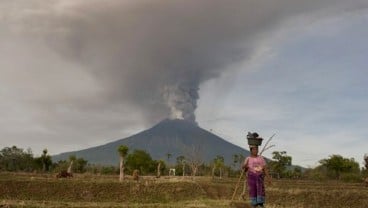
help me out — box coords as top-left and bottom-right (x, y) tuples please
(0, 146), (366, 182)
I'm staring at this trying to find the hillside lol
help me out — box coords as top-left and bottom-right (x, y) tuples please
(52, 119), (249, 165)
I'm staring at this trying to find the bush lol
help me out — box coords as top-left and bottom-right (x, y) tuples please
(303, 168), (328, 181)
(340, 173), (363, 183)
(101, 166), (119, 175)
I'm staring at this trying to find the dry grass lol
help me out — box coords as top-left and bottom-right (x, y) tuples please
(0, 172), (367, 208)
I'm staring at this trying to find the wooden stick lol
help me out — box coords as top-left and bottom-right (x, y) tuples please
(240, 172), (248, 200)
(260, 134), (275, 156)
(231, 170), (244, 201)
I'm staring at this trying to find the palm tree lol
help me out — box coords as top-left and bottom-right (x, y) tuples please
(213, 155), (225, 179)
(166, 152), (172, 164)
(157, 160), (164, 178)
(41, 149), (48, 172)
(177, 155), (186, 176)
(118, 145), (129, 182)
(67, 155), (76, 174)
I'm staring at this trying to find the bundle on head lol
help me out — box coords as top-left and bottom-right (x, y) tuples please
(247, 132), (263, 146)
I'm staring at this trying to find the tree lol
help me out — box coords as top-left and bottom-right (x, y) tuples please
(166, 152), (172, 164)
(40, 149), (52, 172)
(269, 151), (292, 178)
(292, 166), (302, 179)
(212, 155), (225, 179)
(125, 149), (156, 174)
(176, 155), (187, 176)
(52, 155), (87, 174)
(362, 154), (368, 177)
(0, 146), (35, 172)
(75, 157), (88, 173)
(42, 149), (47, 171)
(232, 154), (239, 170)
(118, 145), (129, 182)
(156, 160), (162, 178)
(100, 165), (119, 175)
(67, 155), (77, 174)
(184, 145), (203, 177)
(319, 154), (360, 180)
(154, 160), (166, 178)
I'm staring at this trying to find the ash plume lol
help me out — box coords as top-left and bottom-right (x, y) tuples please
(1, 0), (367, 128)
(163, 84), (199, 123)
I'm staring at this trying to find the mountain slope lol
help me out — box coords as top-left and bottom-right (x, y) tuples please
(52, 119), (249, 165)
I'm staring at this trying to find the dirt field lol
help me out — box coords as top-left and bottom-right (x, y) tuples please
(0, 172), (367, 208)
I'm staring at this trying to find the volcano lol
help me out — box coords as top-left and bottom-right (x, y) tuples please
(53, 119), (249, 165)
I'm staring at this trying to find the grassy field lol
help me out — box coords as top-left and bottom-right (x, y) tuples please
(0, 172), (367, 208)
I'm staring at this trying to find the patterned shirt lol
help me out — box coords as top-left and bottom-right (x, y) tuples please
(244, 156), (266, 174)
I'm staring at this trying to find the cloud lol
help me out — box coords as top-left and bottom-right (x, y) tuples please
(197, 11), (368, 167)
(1, 0), (368, 154)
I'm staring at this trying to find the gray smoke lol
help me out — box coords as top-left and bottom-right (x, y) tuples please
(163, 84), (199, 123)
(1, 0), (367, 126)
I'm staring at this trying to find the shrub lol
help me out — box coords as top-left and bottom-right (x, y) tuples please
(340, 173), (363, 183)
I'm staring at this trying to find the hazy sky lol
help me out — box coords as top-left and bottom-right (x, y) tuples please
(1, 0), (367, 168)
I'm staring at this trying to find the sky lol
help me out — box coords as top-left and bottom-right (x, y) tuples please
(1, 0), (367, 168)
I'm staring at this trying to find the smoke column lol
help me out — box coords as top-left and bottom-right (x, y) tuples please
(163, 84), (199, 123)
(1, 0), (367, 125)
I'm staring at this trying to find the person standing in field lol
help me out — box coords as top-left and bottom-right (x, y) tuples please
(242, 145), (270, 208)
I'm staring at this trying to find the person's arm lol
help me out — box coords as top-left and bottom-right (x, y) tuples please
(242, 157), (249, 172)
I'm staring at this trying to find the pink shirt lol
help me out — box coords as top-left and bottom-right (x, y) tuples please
(244, 156), (266, 174)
